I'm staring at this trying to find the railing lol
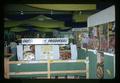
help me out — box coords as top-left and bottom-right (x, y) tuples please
(4, 57), (89, 79)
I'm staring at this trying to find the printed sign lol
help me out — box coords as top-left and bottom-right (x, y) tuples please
(22, 38), (68, 44)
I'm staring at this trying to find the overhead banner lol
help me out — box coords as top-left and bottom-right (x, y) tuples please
(72, 27), (88, 31)
(22, 38), (69, 44)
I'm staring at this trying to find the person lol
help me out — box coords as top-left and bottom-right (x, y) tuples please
(81, 33), (90, 49)
(30, 45), (35, 54)
(4, 41), (8, 55)
(8, 39), (17, 59)
(92, 36), (99, 50)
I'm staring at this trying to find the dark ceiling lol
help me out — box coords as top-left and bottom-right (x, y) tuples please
(4, 3), (114, 32)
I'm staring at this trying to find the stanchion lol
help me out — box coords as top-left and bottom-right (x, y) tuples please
(86, 57), (89, 79)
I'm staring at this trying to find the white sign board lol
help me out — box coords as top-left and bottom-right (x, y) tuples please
(17, 45), (23, 60)
(22, 38), (68, 44)
(36, 45), (60, 60)
(87, 5), (115, 27)
(72, 27), (88, 31)
(17, 45), (60, 60)
(70, 44), (78, 60)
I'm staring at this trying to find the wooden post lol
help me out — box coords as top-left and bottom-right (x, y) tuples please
(4, 57), (10, 79)
(86, 57), (89, 79)
(47, 60), (51, 79)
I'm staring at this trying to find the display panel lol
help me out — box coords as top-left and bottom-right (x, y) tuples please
(88, 21), (115, 54)
(38, 45), (60, 60)
(23, 45), (35, 60)
(108, 22), (115, 53)
(59, 45), (71, 60)
(96, 51), (104, 79)
(73, 28), (89, 48)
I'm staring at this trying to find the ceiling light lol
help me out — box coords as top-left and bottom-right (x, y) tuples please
(51, 10), (53, 15)
(38, 18), (44, 21)
(20, 11), (24, 15)
(79, 11), (82, 14)
(4, 18), (8, 21)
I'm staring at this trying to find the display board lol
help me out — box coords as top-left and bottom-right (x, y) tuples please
(22, 38), (68, 44)
(108, 22), (115, 53)
(96, 51), (104, 79)
(73, 28), (89, 48)
(17, 44), (78, 61)
(88, 21), (115, 54)
(59, 45), (71, 60)
(87, 5), (115, 27)
(36, 45), (60, 60)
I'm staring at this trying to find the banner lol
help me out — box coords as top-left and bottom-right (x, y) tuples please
(22, 38), (68, 44)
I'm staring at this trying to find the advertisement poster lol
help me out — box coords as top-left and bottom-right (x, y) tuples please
(96, 51), (104, 79)
(38, 45), (60, 60)
(108, 22), (115, 54)
(88, 26), (100, 50)
(41, 45), (53, 59)
(88, 21), (115, 54)
(23, 45), (35, 60)
(99, 24), (108, 52)
(73, 28), (89, 48)
(59, 45), (71, 60)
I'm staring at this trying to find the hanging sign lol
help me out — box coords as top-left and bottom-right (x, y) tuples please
(22, 38), (68, 44)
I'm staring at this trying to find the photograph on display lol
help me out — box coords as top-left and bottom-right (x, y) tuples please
(88, 22), (115, 54)
(99, 24), (108, 52)
(23, 45), (35, 60)
(108, 22), (115, 54)
(74, 28), (89, 49)
(96, 51), (104, 79)
(39, 45), (59, 60)
(88, 26), (100, 50)
(59, 45), (71, 60)
(41, 45), (53, 59)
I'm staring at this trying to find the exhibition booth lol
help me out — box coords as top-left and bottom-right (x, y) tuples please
(4, 4), (115, 79)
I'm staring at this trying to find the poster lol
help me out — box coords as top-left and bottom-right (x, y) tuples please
(59, 45), (71, 60)
(40, 45), (53, 59)
(88, 26), (100, 50)
(23, 45), (35, 60)
(73, 28), (89, 48)
(88, 21), (115, 54)
(108, 22), (115, 53)
(99, 24), (108, 52)
(37, 45), (60, 60)
(96, 51), (104, 79)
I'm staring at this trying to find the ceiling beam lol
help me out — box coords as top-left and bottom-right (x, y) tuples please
(73, 14), (91, 22)
(27, 4), (96, 11)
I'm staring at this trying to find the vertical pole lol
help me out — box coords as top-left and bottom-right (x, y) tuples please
(86, 57), (89, 79)
(47, 60), (51, 79)
(107, 23), (109, 51)
(113, 54), (115, 78)
(4, 57), (9, 79)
